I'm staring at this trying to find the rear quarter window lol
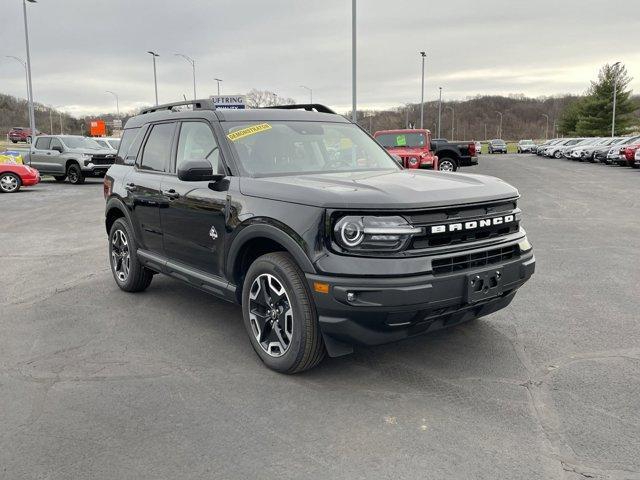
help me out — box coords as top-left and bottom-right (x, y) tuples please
(115, 127), (145, 165)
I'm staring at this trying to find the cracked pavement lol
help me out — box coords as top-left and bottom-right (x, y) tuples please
(1, 155), (639, 479)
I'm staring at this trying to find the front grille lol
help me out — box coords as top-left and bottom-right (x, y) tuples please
(407, 200), (520, 250)
(90, 155), (116, 165)
(432, 244), (519, 275)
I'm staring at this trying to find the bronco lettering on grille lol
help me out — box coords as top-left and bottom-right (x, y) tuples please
(430, 215), (515, 234)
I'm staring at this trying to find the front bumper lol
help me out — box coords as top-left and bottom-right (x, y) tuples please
(306, 246), (535, 355)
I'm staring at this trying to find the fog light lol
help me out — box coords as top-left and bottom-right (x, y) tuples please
(346, 292), (356, 302)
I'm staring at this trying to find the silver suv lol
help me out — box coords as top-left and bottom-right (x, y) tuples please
(29, 135), (116, 184)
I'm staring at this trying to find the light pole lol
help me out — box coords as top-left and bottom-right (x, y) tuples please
(175, 53), (196, 100)
(48, 106), (53, 134)
(214, 78), (223, 96)
(420, 51), (426, 129)
(351, 0), (356, 123)
(105, 90), (120, 117)
(611, 61), (621, 137)
(496, 111), (503, 138)
(541, 113), (549, 140)
(5, 55), (30, 118)
(445, 106), (454, 140)
(300, 85), (312, 103)
(437, 87), (442, 138)
(22, 0), (37, 141)
(147, 51), (159, 105)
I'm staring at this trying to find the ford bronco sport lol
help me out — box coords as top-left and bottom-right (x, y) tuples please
(104, 100), (535, 373)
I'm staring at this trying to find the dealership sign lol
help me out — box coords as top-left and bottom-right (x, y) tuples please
(211, 95), (246, 109)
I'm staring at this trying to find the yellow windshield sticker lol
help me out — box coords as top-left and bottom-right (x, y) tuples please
(227, 123), (272, 141)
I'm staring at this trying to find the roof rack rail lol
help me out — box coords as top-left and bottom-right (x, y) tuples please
(140, 98), (216, 115)
(262, 104), (336, 114)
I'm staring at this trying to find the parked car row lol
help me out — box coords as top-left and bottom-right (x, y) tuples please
(532, 135), (640, 167)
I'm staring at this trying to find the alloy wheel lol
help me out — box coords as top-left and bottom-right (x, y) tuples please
(439, 160), (455, 172)
(0, 174), (19, 193)
(248, 273), (293, 357)
(68, 169), (79, 183)
(111, 229), (130, 282)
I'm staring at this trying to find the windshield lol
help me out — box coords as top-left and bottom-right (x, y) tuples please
(375, 132), (426, 148)
(520, 140), (534, 145)
(94, 139), (109, 148)
(60, 136), (103, 150)
(492, 140), (506, 145)
(107, 139), (120, 149)
(223, 121), (400, 176)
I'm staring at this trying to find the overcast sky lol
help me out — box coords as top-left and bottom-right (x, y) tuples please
(2, 0), (638, 117)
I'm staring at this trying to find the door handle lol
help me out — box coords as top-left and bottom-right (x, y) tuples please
(163, 189), (180, 200)
(125, 182), (137, 192)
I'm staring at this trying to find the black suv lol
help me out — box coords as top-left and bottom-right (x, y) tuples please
(104, 100), (535, 373)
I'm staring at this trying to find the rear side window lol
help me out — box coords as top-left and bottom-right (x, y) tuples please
(34, 137), (51, 150)
(116, 127), (145, 165)
(139, 123), (175, 172)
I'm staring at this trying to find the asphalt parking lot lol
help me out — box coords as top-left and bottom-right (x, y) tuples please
(2, 155), (639, 480)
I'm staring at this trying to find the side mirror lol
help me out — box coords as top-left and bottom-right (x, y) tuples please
(52, 145), (63, 153)
(177, 159), (223, 182)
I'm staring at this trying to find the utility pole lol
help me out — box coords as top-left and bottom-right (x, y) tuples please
(22, 0), (37, 141)
(405, 106), (409, 129)
(147, 51), (159, 105)
(496, 111), (503, 138)
(484, 123), (487, 140)
(48, 107), (53, 134)
(445, 106), (454, 140)
(611, 61), (621, 137)
(419, 51), (426, 129)
(214, 78), (223, 96)
(351, 0), (357, 123)
(541, 114), (549, 140)
(437, 87), (442, 138)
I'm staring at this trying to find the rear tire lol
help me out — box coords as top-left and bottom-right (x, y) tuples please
(108, 218), (153, 292)
(438, 158), (458, 172)
(67, 163), (85, 185)
(53, 175), (67, 182)
(0, 173), (21, 193)
(242, 252), (325, 373)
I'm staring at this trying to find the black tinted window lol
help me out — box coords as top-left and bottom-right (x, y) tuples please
(140, 123), (174, 172)
(34, 137), (51, 150)
(116, 127), (143, 165)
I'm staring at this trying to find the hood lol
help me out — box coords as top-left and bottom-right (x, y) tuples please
(68, 148), (114, 156)
(239, 169), (518, 210)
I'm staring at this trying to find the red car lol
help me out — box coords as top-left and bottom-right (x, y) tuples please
(0, 163), (40, 193)
(618, 143), (640, 168)
(8, 127), (39, 143)
(373, 129), (438, 169)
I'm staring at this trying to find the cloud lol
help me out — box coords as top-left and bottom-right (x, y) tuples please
(1, 0), (638, 116)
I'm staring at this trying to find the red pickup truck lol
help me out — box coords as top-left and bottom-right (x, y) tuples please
(373, 129), (438, 170)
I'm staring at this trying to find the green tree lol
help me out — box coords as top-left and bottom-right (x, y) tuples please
(558, 97), (584, 136)
(575, 63), (635, 136)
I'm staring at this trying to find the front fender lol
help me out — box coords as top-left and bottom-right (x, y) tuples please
(226, 220), (317, 278)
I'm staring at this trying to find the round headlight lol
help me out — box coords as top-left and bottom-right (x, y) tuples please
(409, 157), (418, 166)
(339, 219), (364, 247)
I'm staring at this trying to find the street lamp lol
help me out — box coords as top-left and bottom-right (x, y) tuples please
(5, 56), (30, 116)
(445, 106), (454, 140)
(147, 51), (159, 105)
(22, 0), (37, 142)
(541, 113), (549, 140)
(351, 0), (357, 123)
(611, 61), (621, 137)
(420, 51), (426, 129)
(437, 87), (442, 138)
(175, 53), (196, 100)
(105, 90), (120, 117)
(214, 78), (223, 96)
(496, 111), (503, 138)
(300, 85), (313, 104)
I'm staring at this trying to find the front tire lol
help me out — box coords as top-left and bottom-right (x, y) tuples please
(67, 163), (85, 185)
(0, 173), (21, 193)
(554, 151), (562, 159)
(108, 218), (153, 292)
(242, 252), (325, 373)
(438, 158), (458, 172)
